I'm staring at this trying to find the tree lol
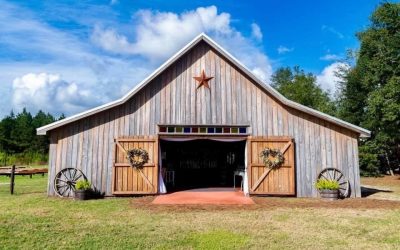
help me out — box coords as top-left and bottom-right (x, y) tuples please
(0, 109), (56, 166)
(337, 2), (400, 175)
(10, 108), (34, 153)
(271, 66), (336, 115)
(336, 60), (370, 126)
(31, 111), (55, 153)
(0, 111), (16, 153)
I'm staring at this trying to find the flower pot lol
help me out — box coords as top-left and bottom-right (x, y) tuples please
(74, 190), (90, 200)
(319, 189), (339, 200)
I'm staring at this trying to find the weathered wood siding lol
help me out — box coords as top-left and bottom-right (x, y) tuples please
(47, 41), (361, 197)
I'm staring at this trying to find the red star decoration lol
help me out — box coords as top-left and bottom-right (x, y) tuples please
(193, 70), (214, 89)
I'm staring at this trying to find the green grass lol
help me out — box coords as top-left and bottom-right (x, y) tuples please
(1, 176), (400, 249)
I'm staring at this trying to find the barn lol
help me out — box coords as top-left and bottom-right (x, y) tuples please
(37, 33), (370, 198)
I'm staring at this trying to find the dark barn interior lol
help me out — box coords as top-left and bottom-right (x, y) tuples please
(160, 139), (246, 190)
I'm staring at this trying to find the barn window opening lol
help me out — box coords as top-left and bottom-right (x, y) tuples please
(158, 125), (248, 135)
(160, 139), (246, 191)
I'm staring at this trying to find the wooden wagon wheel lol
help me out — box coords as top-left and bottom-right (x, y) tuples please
(54, 168), (87, 197)
(317, 168), (349, 198)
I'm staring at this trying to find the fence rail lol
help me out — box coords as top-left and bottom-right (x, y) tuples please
(0, 165), (48, 194)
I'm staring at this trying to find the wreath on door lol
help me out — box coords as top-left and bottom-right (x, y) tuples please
(260, 148), (284, 169)
(126, 148), (149, 169)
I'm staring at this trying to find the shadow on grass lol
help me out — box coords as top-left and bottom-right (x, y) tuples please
(90, 187), (105, 199)
(361, 186), (393, 198)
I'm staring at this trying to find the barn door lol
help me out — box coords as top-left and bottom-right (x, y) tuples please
(248, 137), (295, 195)
(112, 137), (158, 195)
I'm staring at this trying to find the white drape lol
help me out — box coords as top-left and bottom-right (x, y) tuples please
(243, 141), (249, 196)
(160, 137), (246, 142)
(158, 141), (167, 194)
(158, 137), (249, 195)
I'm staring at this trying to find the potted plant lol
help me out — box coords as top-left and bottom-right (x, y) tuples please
(74, 180), (91, 200)
(315, 179), (340, 200)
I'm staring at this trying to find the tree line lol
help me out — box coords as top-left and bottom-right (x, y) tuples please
(0, 109), (64, 166)
(272, 2), (399, 176)
(336, 2), (400, 176)
(0, 3), (398, 175)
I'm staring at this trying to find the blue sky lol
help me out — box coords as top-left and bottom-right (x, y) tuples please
(0, 0), (388, 118)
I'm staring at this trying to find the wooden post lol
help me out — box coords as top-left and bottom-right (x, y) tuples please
(10, 165), (15, 195)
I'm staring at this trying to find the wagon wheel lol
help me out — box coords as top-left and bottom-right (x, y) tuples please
(54, 168), (87, 197)
(317, 168), (349, 198)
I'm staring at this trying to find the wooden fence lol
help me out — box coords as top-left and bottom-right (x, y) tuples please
(0, 166), (48, 194)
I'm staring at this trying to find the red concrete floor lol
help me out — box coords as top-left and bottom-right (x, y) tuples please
(152, 188), (255, 205)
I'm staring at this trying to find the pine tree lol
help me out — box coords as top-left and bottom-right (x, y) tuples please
(10, 108), (34, 153)
(32, 110), (55, 153)
(0, 111), (16, 153)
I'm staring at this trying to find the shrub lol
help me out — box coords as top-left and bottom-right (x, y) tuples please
(0, 151), (48, 166)
(75, 180), (91, 191)
(315, 179), (339, 191)
(359, 144), (381, 177)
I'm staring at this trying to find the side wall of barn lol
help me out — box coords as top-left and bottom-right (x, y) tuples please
(47, 41), (361, 197)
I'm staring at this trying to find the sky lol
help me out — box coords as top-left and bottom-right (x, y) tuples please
(0, 0), (388, 118)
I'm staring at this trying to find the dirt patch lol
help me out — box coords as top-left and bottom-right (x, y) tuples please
(130, 195), (400, 212)
(252, 197), (400, 209)
(130, 196), (258, 212)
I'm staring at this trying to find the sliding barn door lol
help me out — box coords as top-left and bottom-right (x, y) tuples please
(248, 137), (295, 195)
(113, 137), (158, 195)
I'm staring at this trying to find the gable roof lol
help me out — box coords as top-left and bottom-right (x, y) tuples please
(37, 33), (370, 137)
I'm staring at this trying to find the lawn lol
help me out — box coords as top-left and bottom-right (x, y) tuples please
(1, 174), (400, 249)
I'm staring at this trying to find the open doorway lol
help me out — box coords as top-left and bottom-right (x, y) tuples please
(160, 139), (246, 191)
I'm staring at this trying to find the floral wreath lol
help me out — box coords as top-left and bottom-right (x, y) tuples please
(126, 148), (149, 169)
(259, 148), (285, 169)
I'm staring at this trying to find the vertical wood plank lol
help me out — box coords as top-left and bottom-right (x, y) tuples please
(220, 55), (227, 124)
(352, 137), (361, 197)
(97, 113), (105, 191)
(210, 49), (217, 124)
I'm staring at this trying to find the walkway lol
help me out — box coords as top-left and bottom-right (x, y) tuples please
(152, 188), (255, 205)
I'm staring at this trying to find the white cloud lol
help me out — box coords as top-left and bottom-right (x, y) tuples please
(91, 6), (272, 82)
(0, 2), (96, 64)
(0, 60), (151, 116)
(0, 1), (152, 117)
(12, 73), (103, 115)
(317, 62), (349, 94)
(110, 0), (118, 5)
(251, 23), (263, 41)
(91, 26), (136, 55)
(92, 6), (232, 60)
(320, 54), (342, 61)
(1, 3), (273, 117)
(321, 25), (344, 39)
(210, 31), (272, 82)
(277, 45), (294, 54)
